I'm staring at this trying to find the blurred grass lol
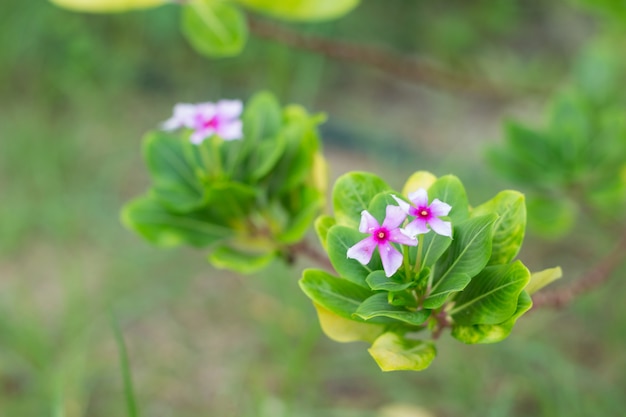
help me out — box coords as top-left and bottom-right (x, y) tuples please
(1, 1), (625, 416)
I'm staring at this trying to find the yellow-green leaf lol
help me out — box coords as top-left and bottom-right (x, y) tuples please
(368, 333), (436, 372)
(50, 0), (166, 13)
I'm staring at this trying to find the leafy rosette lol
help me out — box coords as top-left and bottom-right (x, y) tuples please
(122, 91), (327, 273)
(300, 171), (560, 371)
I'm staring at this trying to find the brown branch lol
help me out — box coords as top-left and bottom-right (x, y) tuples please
(247, 16), (545, 99)
(289, 240), (334, 272)
(532, 231), (626, 309)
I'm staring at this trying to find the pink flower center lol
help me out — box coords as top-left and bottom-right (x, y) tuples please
(201, 116), (219, 130)
(373, 228), (389, 243)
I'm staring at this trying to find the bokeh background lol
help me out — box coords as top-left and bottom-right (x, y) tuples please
(1, 1), (626, 416)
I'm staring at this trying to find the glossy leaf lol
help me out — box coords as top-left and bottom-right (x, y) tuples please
(234, 0), (360, 21)
(299, 269), (373, 321)
(50, 0), (165, 13)
(366, 271), (413, 292)
(401, 171), (437, 197)
(451, 291), (532, 344)
(426, 175), (470, 223)
(314, 303), (383, 343)
(121, 194), (230, 247)
(355, 293), (429, 326)
(181, 0), (248, 58)
(332, 172), (390, 228)
(451, 261), (530, 325)
(472, 190), (526, 265)
(326, 225), (382, 288)
(368, 332), (436, 372)
(424, 214), (497, 308)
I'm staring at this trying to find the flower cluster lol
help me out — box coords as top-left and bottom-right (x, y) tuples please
(162, 100), (243, 144)
(347, 189), (452, 277)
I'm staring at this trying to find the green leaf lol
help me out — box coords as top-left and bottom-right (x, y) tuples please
(368, 332), (436, 372)
(424, 214), (497, 308)
(50, 0), (166, 13)
(451, 291), (532, 344)
(204, 181), (257, 224)
(248, 135), (287, 181)
(451, 261), (531, 325)
(121, 194), (230, 247)
(525, 266), (562, 295)
(243, 91), (283, 142)
(181, 0), (248, 58)
(299, 269), (373, 321)
(314, 303), (384, 343)
(144, 131), (205, 212)
(276, 187), (323, 244)
(366, 271), (413, 292)
(367, 192), (399, 222)
(234, 0), (359, 21)
(426, 175), (470, 223)
(526, 195), (577, 239)
(413, 230), (452, 272)
(332, 172), (390, 228)
(326, 225), (382, 288)
(472, 190), (526, 265)
(314, 215), (336, 252)
(355, 293), (430, 326)
(208, 245), (277, 274)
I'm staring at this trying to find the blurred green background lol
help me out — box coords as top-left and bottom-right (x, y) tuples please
(1, 1), (626, 416)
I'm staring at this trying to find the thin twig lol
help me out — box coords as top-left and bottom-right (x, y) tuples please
(532, 231), (626, 309)
(247, 15), (546, 99)
(290, 240), (334, 272)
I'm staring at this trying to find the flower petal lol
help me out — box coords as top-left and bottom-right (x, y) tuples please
(382, 204), (407, 229)
(378, 242), (403, 277)
(162, 103), (196, 130)
(391, 194), (411, 214)
(408, 188), (429, 208)
(358, 210), (380, 234)
(388, 228), (418, 246)
(405, 219), (429, 236)
(430, 199), (452, 217)
(217, 120), (243, 140)
(346, 237), (377, 265)
(216, 99), (243, 119)
(428, 217), (452, 237)
(190, 128), (211, 145)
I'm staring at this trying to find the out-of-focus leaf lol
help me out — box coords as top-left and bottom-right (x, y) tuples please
(368, 332), (436, 372)
(181, 0), (248, 58)
(121, 194), (230, 247)
(50, 0), (165, 13)
(208, 245), (277, 274)
(234, 0), (360, 21)
(526, 195), (577, 239)
(401, 171), (437, 197)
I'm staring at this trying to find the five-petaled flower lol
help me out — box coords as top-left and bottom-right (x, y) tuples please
(162, 100), (243, 144)
(393, 189), (452, 238)
(347, 205), (417, 277)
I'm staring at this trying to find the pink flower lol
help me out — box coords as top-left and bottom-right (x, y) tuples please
(346, 206), (417, 277)
(162, 100), (243, 144)
(392, 189), (452, 238)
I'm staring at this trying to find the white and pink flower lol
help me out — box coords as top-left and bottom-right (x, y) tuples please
(162, 100), (243, 144)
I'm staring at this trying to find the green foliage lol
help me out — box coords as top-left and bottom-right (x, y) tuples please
(181, 0), (248, 58)
(122, 92), (327, 272)
(300, 171), (553, 371)
(233, 0), (360, 21)
(487, 90), (626, 237)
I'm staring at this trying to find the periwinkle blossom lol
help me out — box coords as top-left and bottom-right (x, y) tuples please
(347, 205), (417, 277)
(392, 189), (452, 238)
(162, 100), (243, 144)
